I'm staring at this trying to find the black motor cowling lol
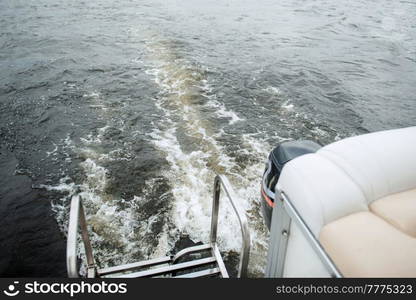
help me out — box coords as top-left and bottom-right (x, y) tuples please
(260, 140), (321, 230)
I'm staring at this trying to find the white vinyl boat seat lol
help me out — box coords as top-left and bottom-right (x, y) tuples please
(277, 127), (416, 277)
(320, 211), (416, 277)
(370, 188), (416, 238)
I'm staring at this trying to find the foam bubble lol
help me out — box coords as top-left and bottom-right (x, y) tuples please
(263, 86), (281, 95)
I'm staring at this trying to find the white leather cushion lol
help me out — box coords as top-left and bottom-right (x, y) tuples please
(277, 153), (368, 236)
(318, 127), (416, 204)
(320, 211), (416, 277)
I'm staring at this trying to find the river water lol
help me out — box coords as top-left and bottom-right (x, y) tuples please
(1, 0), (415, 277)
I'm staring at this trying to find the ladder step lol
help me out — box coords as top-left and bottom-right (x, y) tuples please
(98, 256), (172, 276)
(172, 244), (212, 263)
(173, 267), (221, 278)
(114, 257), (217, 278)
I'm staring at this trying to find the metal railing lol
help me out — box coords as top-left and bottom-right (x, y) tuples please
(66, 195), (96, 278)
(67, 175), (251, 278)
(265, 190), (342, 278)
(279, 191), (341, 277)
(210, 175), (251, 278)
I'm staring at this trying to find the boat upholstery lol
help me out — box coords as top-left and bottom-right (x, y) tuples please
(370, 188), (416, 238)
(276, 126), (416, 277)
(320, 211), (416, 277)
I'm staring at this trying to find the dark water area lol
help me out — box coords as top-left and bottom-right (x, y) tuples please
(0, 0), (415, 277)
(0, 148), (66, 276)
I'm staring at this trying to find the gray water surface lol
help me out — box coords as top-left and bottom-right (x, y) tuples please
(0, 0), (415, 277)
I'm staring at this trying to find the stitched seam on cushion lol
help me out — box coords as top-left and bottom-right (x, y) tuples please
(370, 192), (416, 238)
(370, 206), (407, 237)
(329, 210), (416, 240)
(356, 137), (393, 199)
(316, 149), (370, 205)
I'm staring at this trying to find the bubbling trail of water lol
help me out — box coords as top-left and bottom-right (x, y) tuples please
(144, 38), (272, 275)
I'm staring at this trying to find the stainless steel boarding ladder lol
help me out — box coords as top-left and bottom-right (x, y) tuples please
(67, 175), (251, 278)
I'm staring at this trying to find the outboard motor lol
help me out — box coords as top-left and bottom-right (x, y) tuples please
(260, 140), (321, 230)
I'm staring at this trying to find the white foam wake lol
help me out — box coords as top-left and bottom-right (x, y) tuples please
(144, 39), (272, 275)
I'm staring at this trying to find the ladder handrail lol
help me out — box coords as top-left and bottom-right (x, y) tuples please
(67, 195), (96, 278)
(66, 175), (251, 278)
(210, 175), (251, 278)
